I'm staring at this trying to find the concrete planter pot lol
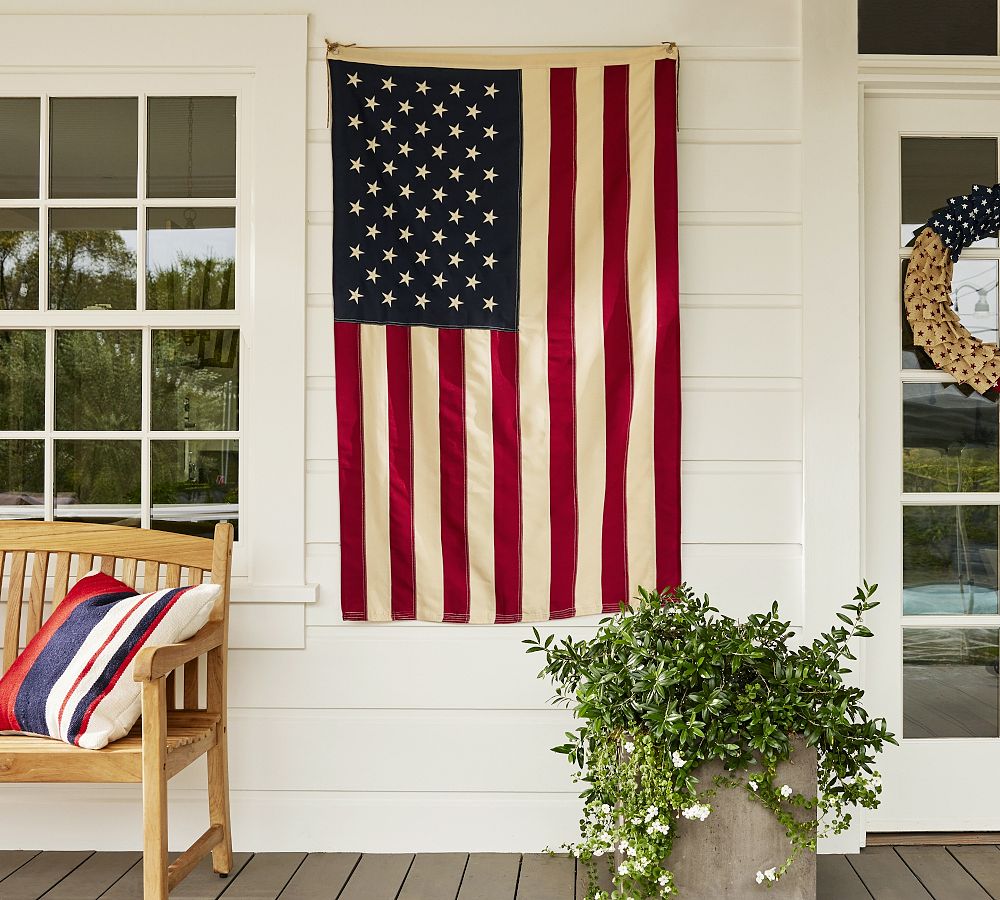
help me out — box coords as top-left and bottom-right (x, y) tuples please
(614, 738), (817, 900)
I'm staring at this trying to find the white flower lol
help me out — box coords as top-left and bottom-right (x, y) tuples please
(618, 840), (630, 852)
(627, 846), (637, 857)
(617, 863), (630, 875)
(756, 871), (765, 884)
(624, 741), (635, 753)
(593, 849), (604, 857)
(780, 785), (793, 799)
(630, 816), (642, 825)
(647, 804), (659, 817)
(748, 779), (758, 792)
(658, 874), (669, 887)
(765, 868), (777, 881)
(681, 802), (711, 821)
(601, 804), (612, 815)
(671, 750), (685, 767)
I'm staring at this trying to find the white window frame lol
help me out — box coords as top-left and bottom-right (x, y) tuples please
(0, 15), (313, 607)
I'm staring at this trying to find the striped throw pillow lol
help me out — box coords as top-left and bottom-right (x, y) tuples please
(0, 571), (220, 750)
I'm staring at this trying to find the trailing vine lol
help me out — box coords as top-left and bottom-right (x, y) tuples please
(524, 584), (895, 898)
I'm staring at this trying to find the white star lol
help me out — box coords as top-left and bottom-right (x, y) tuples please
(381, 119), (396, 134)
(366, 223), (381, 239)
(415, 164), (430, 180)
(465, 231), (480, 246)
(483, 296), (497, 311)
(350, 157), (363, 172)
(483, 253), (497, 269)
(449, 294), (463, 310)
(466, 274), (480, 289)
(415, 249), (430, 264)
(347, 72), (362, 87)
(398, 99), (412, 114)
(448, 251), (464, 267)
(415, 206), (430, 222)
(349, 244), (363, 259)
(466, 146), (481, 161)
(433, 102), (447, 118)
(483, 167), (497, 182)
(449, 208), (463, 223)
(466, 104), (480, 120)
(415, 81), (430, 95)
(431, 230), (446, 245)
(366, 137), (380, 152)
(348, 115), (362, 130)
(485, 84), (498, 98)
(349, 287), (362, 302)
(466, 189), (480, 204)
(383, 160), (397, 175)
(398, 142), (412, 157)
(415, 121), (430, 137)
(432, 187), (447, 202)
(399, 226), (413, 242)
(399, 183), (414, 199)
(349, 200), (364, 216)
(484, 125), (497, 139)
(382, 77), (396, 92)
(383, 204), (396, 219)
(449, 123), (464, 139)
(432, 144), (446, 159)
(365, 96), (379, 111)
(484, 210), (497, 225)
(449, 166), (464, 181)
(415, 293), (430, 308)
(366, 267), (380, 282)
(383, 247), (397, 263)
(367, 181), (381, 196)
(400, 270), (413, 286)
(450, 82), (464, 96)
(382, 290), (395, 306)
(433, 272), (446, 287)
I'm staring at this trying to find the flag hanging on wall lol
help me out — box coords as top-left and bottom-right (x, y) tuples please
(328, 44), (680, 623)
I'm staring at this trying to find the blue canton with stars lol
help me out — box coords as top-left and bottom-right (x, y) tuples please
(923, 183), (1000, 261)
(331, 60), (522, 331)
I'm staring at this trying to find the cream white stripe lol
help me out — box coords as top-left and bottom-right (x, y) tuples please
(572, 66), (609, 617)
(328, 44), (678, 69)
(464, 329), (496, 624)
(360, 325), (392, 621)
(518, 69), (552, 622)
(410, 326), (444, 622)
(625, 61), (659, 595)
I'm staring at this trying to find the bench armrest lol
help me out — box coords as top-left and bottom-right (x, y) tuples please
(133, 621), (224, 682)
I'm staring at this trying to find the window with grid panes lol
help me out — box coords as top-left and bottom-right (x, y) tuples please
(0, 95), (240, 539)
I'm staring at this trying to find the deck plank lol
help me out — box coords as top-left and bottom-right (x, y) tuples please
(0, 852), (41, 883)
(949, 847), (1000, 899)
(209, 853), (305, 900)
(516, 855), (575, 900)
(575, 858), (614, 900)
(277, 853), (360, 899)
(100, 851), (252, 900)
(0, 851), (92, 900)
(338, 854), (413, 900)
(41, 852), (139, 900)
(397, 853), (468, 900)
(817, 855), (873, 900)
(848, 848), (933, 900)
(897, 846), (993, 900)
(456, 854), (522, 900)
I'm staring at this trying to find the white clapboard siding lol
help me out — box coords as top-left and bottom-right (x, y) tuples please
(680, 307), (802, 377)
(679, 224), (801, 295)
(678, 143), (801, 213)
(679, 60), (800, 132)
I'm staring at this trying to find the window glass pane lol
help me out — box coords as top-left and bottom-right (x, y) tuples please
(903, 383), (999, 492)
(901, 138), (998, 247)
(0, 209), (39, 311)
(49, 98), (137, 199)
(151, 330), (239, 431)
(54, 439), (140, 508)
(147, 97), (236, 198)
(0, 330), (45, 431)
(48, 208), (137, 310)
(151, 439), (238, 539)
(903, 505), (999, 615)
(55, 331), (141, 431)
(860, 0), (998, 55)
(146, 208), (235, 310)
(904, 628), (999, 738)
(0, 99), (40, 199)
(0, 439), (44, 507)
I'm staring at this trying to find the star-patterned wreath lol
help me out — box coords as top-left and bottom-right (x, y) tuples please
(904, 183), (1000, 393)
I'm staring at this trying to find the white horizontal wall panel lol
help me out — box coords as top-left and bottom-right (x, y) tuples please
(305, 466), (340, 543)
(679, 60), (800, 132)
(306, 306), (335, 377)
(678, 224), (801, 295)
(680, 307), (802, 378)
(678, 143), (801, 213)
(306, 386), (338, 460)
(681, 384), (802, 459)
(307, 223), (333, 294)
(307, 139), (333, 213)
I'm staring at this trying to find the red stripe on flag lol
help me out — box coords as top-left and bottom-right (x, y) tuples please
(386, 325), (416, 620)
(334, 322), (368, 620)
(439, 329), (470, 623)
(491, 330), (523, 623)
(600, 64), (635, 611)
(653, 58), (682, 590)
(547, 67), (579, 619)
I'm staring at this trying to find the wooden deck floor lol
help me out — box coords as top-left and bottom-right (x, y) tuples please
(1, 847), (999, 898)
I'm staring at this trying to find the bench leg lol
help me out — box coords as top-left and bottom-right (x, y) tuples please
(142, 678), (170, 900)
(207, 646), (233, 876)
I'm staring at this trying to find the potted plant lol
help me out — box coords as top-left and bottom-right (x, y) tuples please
(524, 583), (895, 899)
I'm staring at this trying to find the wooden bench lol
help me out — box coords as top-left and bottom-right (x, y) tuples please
(0, 521), (235, 899)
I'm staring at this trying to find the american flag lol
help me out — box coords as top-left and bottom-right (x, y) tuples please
(329, 46), (680, 623)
